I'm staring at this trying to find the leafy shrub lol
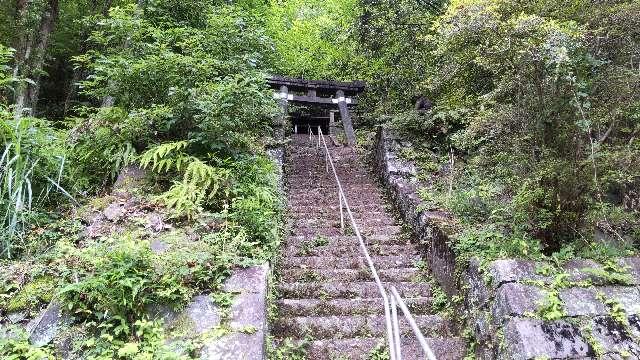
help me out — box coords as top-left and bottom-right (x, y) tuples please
(59, 238), (184, 328)
(391, 0), (640, 253)
(72, 2), (279, 222)
(0, 326), (55, 359)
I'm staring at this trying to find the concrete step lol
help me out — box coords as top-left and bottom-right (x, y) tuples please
(280, 255), (420, 270)
(285, 174), (374, 181)
(284, 244), (419, 257)
(272, 314), (454, 339)
(290, 337), (467, 360)
(286, 178), (374, 188)
(287, 184), (383, 193)
(285, 235), (412, 248)
(288, 195), (386, 206)
(276, 281), (430, 299)
(277, 297), (433, 317)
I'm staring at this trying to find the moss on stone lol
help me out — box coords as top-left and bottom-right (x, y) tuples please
(167, 313), (196, 338)
(89, 196), (116, 211)
(6, 276), (56, 313)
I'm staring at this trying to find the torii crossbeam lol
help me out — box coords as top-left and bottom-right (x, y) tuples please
(267, 76), (366, 146)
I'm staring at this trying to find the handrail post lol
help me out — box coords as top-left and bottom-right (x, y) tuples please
(391, 287), (438, 360)
(339, 191), (344, 233)
(383, 296), (397, 360)
(391, 296), (402, 360)
(326, 152), (329, 173)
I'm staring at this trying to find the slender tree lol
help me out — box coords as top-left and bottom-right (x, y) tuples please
(12, 0), (60, 118)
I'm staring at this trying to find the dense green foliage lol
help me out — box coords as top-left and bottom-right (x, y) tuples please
(1, 0), (284, 357)
(408, 0), (640, 255)
(1, 45), (73, 258)
(266, 0), (358, 80)
(1, 0), (639, 357)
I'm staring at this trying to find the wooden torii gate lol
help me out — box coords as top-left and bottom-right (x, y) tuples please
(268, 76), (366, 146)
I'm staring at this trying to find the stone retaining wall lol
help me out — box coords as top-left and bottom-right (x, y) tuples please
(374, 127), (640, 359)
(375, 127), (459, 297)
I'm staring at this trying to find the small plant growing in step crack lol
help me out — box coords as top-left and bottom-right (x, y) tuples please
(596, 292), (629, 327)
(580, 325), (605, 358)
(536, 290), (566, 321)
(582, 261), (633, 286)
(298, 235), (330, 256)
(238, 325), (258, 334)
(318, 289), (331, 301)
(533, 272), (571, 321)
(431, 284), (450, 313)
(313, 235), (329, 247)
(367, 342), (390, 360)
(298, 241), (313, 256)
(211, 291), (238, 321)
(301, 270), (322, 282)
(269, 336), (310, 360)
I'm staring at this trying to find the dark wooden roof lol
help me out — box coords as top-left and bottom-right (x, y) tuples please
(267, 76), (366, 95)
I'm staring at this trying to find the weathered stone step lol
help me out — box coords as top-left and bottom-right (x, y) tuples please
(291, 337), (467, 360)
(290, 225), (403, 237)
(279, 267), (420, 283)
(287, 184), (383, 192)
(288, 195), (385, 205)
(288, 217), (397, 228)
(286, 176), (373, 187)
(286, 179), (373, 188)
(288, 210), (391, 221)
(289, 204), (388, 214)
(276, 281), (429, 299)
(286, 165), (369, 172)
(272, 314), (454, 339)
(280, 255), (420, 270)
(284, 244), (419, 257)
(286, 235), (412, 247)
(277, 297), (433, 317)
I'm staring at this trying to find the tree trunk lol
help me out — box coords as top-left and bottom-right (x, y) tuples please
(13, 0), (60, 118)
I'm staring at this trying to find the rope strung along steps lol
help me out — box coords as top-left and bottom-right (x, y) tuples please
(313, 125), (438, 360)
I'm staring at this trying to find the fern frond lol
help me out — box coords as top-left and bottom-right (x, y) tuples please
(139, 141), (190, 173)
(156, 156), (231, 218)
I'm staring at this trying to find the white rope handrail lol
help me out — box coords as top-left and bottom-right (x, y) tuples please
(312, 126), (438, 360)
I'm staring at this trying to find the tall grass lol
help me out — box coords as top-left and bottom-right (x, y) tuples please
(1, 115), (69, 259)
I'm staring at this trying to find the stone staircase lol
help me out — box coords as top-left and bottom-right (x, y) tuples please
(272, 135), (466, 359)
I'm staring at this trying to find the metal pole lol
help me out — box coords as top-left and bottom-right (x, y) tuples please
(339, 191), (344, 233)
(383, 297), (398, 360)
(317, 126), (321, 148)
(391, 296), (402, 360)
(326, 152), (329, 173)
(391, 287), (438, 360)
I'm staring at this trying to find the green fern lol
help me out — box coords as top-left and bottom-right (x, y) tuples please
(139, 141), (190, 173)
(141, 142), (231, 218)
(183, 157), (229, 200)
